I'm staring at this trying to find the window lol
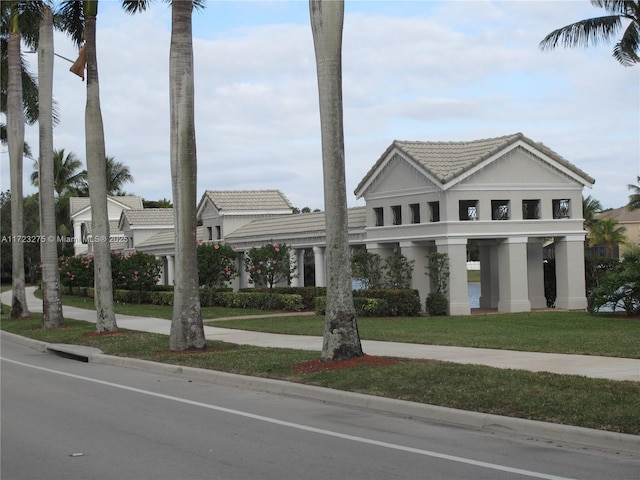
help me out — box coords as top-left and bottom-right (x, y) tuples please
(428, 201), (440, 222)
(553, 199), (570, 219)
(207, 226), (213, 241)
(409, 203), (420, 224)
(374, 207), (384, 226)
(216, 225), (222, 239)
(491, 200), (509, 220)
(459, 200), (479, 221)
(392, 205), (402, 225)
(522, 200), (540, 220)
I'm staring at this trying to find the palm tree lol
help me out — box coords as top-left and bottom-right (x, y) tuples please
(4, 1), (44, 318)
(37, 5), (63, 329)
(104, 156), (134, 195)
(31, 148), (86, 196)
(123, 0), (206, 350)
(583, 194), (603, 232)
(540, 0), (640, 66)
(627, 176), (640, 210)
(590, 218), (627, 257)
(57, 0), (117, 333)
(310, 0), (363, 361)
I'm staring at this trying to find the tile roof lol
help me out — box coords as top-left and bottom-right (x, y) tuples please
(69, 196), (143, 215)
(596, 206), (640, 223)
(121, 208), (174, 226)
(355, 132), (595, 195)
(136, 226), (204, 249)
(202, 190), (293, 212)
(225, 207), (366, 242)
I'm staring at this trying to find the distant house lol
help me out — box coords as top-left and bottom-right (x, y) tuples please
(118, 208), (174, 254)
(590, 206), (640, 256)
(196, 190), (294, 242)
(70, 196), (143, 255)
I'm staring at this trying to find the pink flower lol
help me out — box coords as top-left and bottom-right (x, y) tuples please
(256, 269), (261, 274)
(274, 247), (280, 252)
(134, 271), (139, 275)
(214, 244), (220, 250)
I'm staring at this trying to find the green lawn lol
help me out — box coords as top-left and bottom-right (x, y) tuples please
(210, 311), (640, 358)
(1, 314), (638, 435)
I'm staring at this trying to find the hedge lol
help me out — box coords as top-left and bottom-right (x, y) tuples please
(212, 291), (303, 311)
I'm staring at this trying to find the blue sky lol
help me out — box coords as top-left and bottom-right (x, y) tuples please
(2, 0), (639, 211)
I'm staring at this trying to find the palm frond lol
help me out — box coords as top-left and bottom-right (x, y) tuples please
(539, 16), (623, 50)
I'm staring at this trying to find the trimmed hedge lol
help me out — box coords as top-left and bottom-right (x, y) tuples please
(356, 289), (421, 316)
(240, 287), (326, 310)
(314, 297), (390, 317)
(212, 291), (303, 311)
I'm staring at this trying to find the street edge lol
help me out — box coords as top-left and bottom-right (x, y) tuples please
(3, 330), (638, 457)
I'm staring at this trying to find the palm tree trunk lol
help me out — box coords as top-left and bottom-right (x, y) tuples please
(310, 0), (363, 361)
(84, 2), (117, 332)
(7, 9), (30, 319)
(169, 0), (206, 350)
(38, 5), (64, 328)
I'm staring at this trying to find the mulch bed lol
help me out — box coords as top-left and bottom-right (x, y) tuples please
(293, 354), (400, 374)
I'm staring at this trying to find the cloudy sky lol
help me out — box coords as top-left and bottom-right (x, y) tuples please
(3, 0), (639, 211)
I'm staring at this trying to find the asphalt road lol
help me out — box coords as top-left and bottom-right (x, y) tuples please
(1, 336), (638, 480)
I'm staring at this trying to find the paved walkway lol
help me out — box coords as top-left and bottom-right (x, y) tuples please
(3, 287), (639, 382)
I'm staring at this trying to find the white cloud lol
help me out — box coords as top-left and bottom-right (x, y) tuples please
(3, 1), (637, 212)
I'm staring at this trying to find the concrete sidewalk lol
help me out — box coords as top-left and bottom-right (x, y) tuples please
(3, 286), (639, 382)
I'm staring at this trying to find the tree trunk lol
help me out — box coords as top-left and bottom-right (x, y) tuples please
(169, 1), (206, 350)
(38, 5), (64, 328)
(7, 18), (30, 319)
(310, 0), (363, 361)
(85, 7), (117, 332)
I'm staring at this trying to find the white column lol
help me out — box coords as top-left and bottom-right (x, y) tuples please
(479, 241), (499, 309)
(554, 235), (588, 310)
(497, 237), (531, 312)
(297, 248), (305, 287)
(166, 255), (175, 286)
(436, 238), (470, 315)
(527, 239), (547, 309)
(399, 241), (429, 307)
(313, 246), (326, 287)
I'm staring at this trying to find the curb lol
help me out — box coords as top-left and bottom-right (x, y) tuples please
(3, 331), (639, 457)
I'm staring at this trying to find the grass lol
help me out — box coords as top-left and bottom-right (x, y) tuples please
(211, 311), (640, 358)
(2, 312), (639, 435)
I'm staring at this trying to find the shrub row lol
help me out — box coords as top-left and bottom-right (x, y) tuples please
(240, 286), (327, 310)
(211, 291), (303, 311)
(61, 284), (421, 316)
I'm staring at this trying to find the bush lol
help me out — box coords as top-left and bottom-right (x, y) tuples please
(588, 246), (640, 315)
(242, 286), (326, 310)
(245, 242), (295, 288)
(351, 250), (383, 289)
(358, 289), (421, 316)
(59, 254), (94, 290)
(197, 242), (238, 289)
(211, 291), (303, 311)
(314, 289), (420, 317)
(426, 292), (448, 316)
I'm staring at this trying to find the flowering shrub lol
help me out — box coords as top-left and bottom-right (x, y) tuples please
(197, 242), (239, 289)
(244, 242), (294, 288)
(112, 251), (162, 294)
(59, 251), (161, 301)
(59, 254), (94, 289)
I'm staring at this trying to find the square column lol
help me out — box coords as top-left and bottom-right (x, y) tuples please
(313, 246), (326, 287)
(478, 241), (499, 309)
(399, 241), (430, 306)
(497, 237), (531, 312)
(290, 248), (305, 287)
(554, 235), (588, 310)
(436, 238), (470, 315)
(166, 255), (175, 286)
(527, 239), (547, 309)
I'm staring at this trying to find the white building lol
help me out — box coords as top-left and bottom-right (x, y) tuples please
(76, 133), (596, 314)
